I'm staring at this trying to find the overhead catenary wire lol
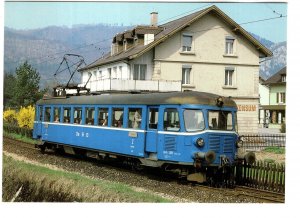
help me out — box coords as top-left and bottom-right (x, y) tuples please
(264, 3), (283, 17)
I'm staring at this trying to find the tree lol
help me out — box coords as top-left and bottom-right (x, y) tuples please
(13, 61), (45, 107)
(3, 73), (17, 107)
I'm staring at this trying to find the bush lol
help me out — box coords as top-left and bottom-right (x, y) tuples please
(3, 108), (18, 124)
(16, 105), (35, 129)
(280, 122), (286, 133)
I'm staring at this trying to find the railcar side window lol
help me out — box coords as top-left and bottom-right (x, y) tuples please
(85, 108), (95, 125)
(44, 107), (51, 122)
(148, 108), (159, 129)
(63, 108), (71, 123)
(74, 108), (82, 124)
(164, 109), (180, 131)
(208, 110), (233, 130)
(112, 108), (124, 128)
(184, 109), (205, 132)
(128, 108), (142, 129)
(98, 108), (109, 126)
(54, 107), (61, 123)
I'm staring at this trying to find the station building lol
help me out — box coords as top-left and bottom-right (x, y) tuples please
(79, 5), (272, 134)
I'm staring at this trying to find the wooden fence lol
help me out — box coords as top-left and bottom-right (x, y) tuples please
(240, 134), (286, 151)
(235, 161), (285, 193)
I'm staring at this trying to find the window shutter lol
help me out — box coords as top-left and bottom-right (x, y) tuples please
(276, 93), (279, 103)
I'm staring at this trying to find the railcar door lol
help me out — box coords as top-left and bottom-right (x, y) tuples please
(33, 105), (43, 138)
(145, 107), (159, 153)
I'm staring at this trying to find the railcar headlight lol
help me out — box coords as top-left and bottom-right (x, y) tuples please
(195, 138), (205, 147)
(236, 136), (243, 148)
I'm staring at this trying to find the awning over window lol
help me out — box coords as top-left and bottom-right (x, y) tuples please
(261, 105), (286, 110)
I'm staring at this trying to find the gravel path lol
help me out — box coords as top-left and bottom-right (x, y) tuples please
(3, 138), (263, 203)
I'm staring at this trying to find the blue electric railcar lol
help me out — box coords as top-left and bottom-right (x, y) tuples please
(33, 91), (254, 183)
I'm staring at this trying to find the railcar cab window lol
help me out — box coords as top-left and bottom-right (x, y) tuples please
(63, 108), (71, 123)
(184, 109), (205, 132)
(85, 107), (95, 125)
(54, 107), (61, 123)
(128, 108), (142, 129)
(44, 107), (51, 122)
(164, 109), (180, 131)
(112, 108), (124, 128)
(208, 110), (233, 131)
(36, 106), (43, 121)
(98, 108), (109, 126)
(74, 108), (82, 124)
(148, 108), (159, 130)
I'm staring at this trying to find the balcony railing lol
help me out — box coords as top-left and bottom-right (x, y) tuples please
(80, 79), (182, 92)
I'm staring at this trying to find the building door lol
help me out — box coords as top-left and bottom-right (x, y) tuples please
(145, 107), (159, 153)
(278, 112), (282, 124)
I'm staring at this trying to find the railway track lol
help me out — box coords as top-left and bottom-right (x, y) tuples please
(3, 136), (285, 203)
(192, 184), (285, 203)
(234, 186), (285, 203)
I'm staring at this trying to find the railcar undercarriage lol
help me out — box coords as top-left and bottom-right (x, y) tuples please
(36, 141), (240, 186)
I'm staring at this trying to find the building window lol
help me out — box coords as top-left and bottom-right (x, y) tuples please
(97, 71), (102, 80)
(133, 64), (146, 80)
(225, 36), (235, 55)
(281, 75), (286, 82)
(277, 92), (286, 103)
(182, 34), (192, 52)
(119, 66), (123, 79)
(113, 67), (117, 79)
(224, 67), (235, 86)
(108, 68), (111, 79)
(93, 71), (97, 81)
(182, 65), (191, 85)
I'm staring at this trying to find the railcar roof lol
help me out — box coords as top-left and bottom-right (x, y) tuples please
(37, 91), (237, 108)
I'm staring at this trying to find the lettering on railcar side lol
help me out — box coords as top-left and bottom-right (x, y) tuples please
(128, 131), (138, 138)
(75, 131), (89, 138)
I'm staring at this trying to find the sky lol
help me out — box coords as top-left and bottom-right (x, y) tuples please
(4, 1), (287, 43)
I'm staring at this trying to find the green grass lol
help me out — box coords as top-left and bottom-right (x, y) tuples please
(2, 154), (173, 202)
(3, 131), (37, 144)
(263, 146), (285, 154)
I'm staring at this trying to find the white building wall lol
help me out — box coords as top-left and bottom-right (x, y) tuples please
(80, 61), (131, 90)
(130, 49), (154, 80)
(259, 83), (270, 106)
(152, 12), (261, 134)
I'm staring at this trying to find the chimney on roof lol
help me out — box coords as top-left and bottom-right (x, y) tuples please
(150, 12), (158, 27)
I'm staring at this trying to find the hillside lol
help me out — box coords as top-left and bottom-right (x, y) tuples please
(4, 25), (286, 87)
(4, 24), (131, 88)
